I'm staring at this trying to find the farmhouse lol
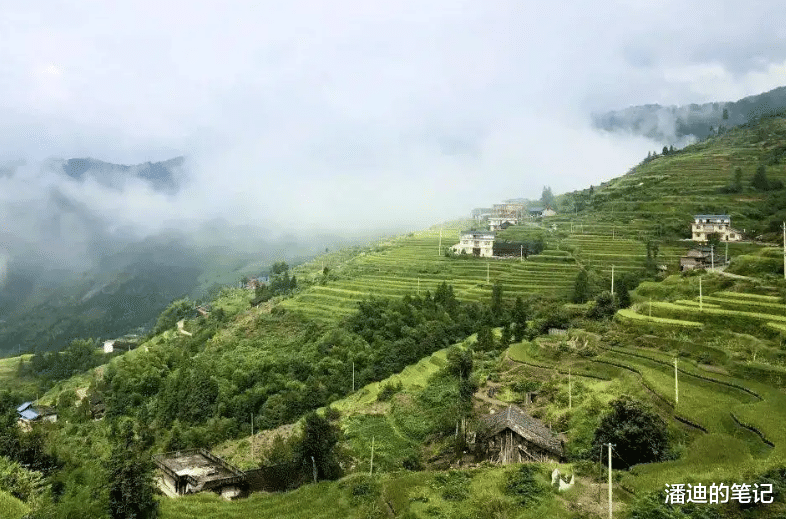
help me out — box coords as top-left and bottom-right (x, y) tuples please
(480, 405), (564, 464)
(679, 247), (726, 271)
(154, 449), (246, 499)
(492, 203), (524, 219)
(451, 230), (495, 257)
(528, 207), (556, 218)
(488, 217), (517, 231)
(691, 214), (741, 242)
(17, 402), (57, 426)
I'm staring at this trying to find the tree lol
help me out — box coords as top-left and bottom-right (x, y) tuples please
(475, 325), (495, 351)
(723, 107), (729, 120)
(728, 166), (743, 193)
(752, 164), (770, 190)
(593, 396), (669, 468)
(106, 419), (157, 519)
(572, 269), (590, 304)
(662, 146), (669, 155)
(445, 346), (473, 380)
(540, 186), (556, 209)
(588, 291), (616, 320)
(297, 412), (341, 481)
(491, 282), (504, 318)
(500, 324), (512, 347)
(512, 297), (528, 342)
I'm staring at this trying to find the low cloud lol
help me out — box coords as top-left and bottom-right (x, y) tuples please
(0, 0), (783, 269)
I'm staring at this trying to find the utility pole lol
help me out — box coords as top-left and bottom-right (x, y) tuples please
(352, 362), (355, 392)
(711, 244), (715, 270)
(568, 369), (572, 410)
(610, 265), (615, 297)
(417, 277), (420, 296)
(699, 277), (703, 311)
(438, 225), (443, 256)
(520, 244), (523, 262)
(251, 413), (254, 461)
(606, 443), (614, 519)
(674, 358), (679, 405)
(725, 241), (728, 266)
(369, 436), (375, 476)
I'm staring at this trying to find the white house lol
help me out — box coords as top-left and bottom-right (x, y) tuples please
(103, 340), (115, 353)
(488, 217), (517, 231)
(691, 215), (741, 242)
(452, 230), (495, 257)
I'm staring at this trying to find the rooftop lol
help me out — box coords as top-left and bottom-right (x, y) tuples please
(483, 405), (563, 456)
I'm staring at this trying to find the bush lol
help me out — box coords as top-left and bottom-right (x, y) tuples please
(377, 381), (403, 402)
(432, 470), (473, 501)
(505, 464), (544, 505)
(593, 395), (669, 468)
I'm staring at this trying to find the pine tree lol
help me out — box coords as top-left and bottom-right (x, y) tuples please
(512, 297), (528, 342)
(752, 164), (770, 190)
(107, 420), (157, 519)
(572, 269), (590, 304)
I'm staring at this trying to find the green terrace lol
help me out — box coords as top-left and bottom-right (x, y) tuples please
(283, 227), (581, 321)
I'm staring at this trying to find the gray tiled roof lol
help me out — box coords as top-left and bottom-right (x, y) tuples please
(483, 405), (563, 456)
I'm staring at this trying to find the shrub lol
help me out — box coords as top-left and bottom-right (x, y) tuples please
(432, 470), (474, 501)
(377, 381), (403, 402)
(593, 395), (669, 468)
(505, 464), (545, 505)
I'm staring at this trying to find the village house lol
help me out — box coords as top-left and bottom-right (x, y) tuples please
(528, 207), (556, 218)
(488, 217), (517, 231)
(451, 230), (495, 257)
(492, 203), (525, 219)
(691, 214), (742, 242)
(17, 402), (57, 426)
(679, 247), (727, 271)
(154, 449), (247, 499)
(479, 405), (564, 464)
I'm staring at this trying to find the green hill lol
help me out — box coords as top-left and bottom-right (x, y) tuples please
(5, 113), (786, 519)
(562, 111), (786, 242)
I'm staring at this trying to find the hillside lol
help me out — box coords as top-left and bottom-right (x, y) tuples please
(3, 113), (786, 518)
(562, 110), (786, 242)
(593, 85), (786, 144)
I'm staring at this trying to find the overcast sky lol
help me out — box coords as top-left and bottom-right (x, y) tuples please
(1, 0), (785, 234)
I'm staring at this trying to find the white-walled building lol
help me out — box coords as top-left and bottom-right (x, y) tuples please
(488, 217), (517, 231)
(691, 215), (742, 242)
(452, 230), (495, 257)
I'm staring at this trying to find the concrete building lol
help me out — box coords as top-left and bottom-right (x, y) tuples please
(691, 215), (742, 242)
(488, 217), (517, 231)
(451, 230), (495, 257)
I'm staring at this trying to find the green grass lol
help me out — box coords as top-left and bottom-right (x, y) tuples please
(0, 354), (37, 394)
(616, 308), (703, 328)
(0, 490), (28, 519)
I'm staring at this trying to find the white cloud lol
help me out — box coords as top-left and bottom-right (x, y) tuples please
(0, 0), (783, 243)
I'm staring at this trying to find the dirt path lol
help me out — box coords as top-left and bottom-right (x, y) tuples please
(474, 381), (513, 408)
(177, 320), (192, 336)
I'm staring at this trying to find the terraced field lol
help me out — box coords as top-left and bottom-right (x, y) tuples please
(619, 286), (786, 339)
(559, 114), (786, 238)
(283, 225), (581, 321)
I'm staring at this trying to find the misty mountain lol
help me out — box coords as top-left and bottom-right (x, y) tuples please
(592, 85), (786, 144)
(53, 156), (185, 193)
(0, 154), (387, 356)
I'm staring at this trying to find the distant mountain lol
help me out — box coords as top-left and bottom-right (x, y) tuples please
(52, 156), (185, 193)
(592, 85), (786, 144)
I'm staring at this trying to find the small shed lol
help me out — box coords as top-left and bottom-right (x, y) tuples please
(480, 405), (564, 464)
